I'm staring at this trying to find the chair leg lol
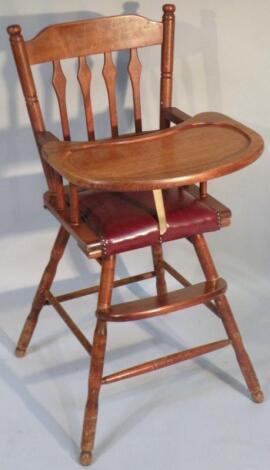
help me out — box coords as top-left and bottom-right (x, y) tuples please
(15, 226), (69, 357)
(80, 255), (116, 466)
(191, 233), (263, 403)
(151, 244), (167, 295)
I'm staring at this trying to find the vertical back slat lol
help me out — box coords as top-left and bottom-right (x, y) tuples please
(77, 56), (95, 140)
(128, 48), (142, 133)
(52, 60), (71, 140)
(102, 52), (118, 138)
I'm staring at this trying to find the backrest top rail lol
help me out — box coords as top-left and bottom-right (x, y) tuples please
(21, 14), (163, 64)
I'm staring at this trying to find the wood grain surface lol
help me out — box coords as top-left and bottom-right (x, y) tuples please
(42, 112), (264, 191)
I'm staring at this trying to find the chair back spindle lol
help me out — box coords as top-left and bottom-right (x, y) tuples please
(69, 184), (80, 225)
(200, 182), (208, 199)
(52, 60), (71, 141)
(102, 52), (119, 138)
(77, 56), (95, 140)
(128, 48), (142, 133)
(160, 4), (175, 129)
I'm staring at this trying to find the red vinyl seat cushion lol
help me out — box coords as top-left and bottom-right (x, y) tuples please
(79, 187), (221, 256)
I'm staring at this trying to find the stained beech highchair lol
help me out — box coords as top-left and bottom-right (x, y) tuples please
(8, 4), (264, 466)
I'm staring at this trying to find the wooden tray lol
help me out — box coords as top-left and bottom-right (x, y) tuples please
(42, 112), (264, 191)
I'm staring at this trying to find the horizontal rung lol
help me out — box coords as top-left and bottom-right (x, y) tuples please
(163, 260), (220, 317)
(97, 278), (227, 322)
(45, 290), (92, 355)
(102, 339), (231, 384)
(45, 271), (155, 304)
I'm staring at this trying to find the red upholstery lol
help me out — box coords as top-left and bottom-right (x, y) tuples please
(79, 187), (221, 256)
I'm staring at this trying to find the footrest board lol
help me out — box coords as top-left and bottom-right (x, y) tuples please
(97, 278), (227, 321)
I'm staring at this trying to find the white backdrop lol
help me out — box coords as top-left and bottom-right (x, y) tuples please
(1, 1), (270, 470)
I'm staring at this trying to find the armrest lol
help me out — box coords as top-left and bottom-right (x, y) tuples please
(36, 132), (67, 210)
(163, 106), (191, 124)
(35, 131), (60, 149)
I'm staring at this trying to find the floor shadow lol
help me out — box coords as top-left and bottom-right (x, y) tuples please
(0, 328), (78, 459)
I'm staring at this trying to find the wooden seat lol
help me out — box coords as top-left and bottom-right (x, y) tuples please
(8, 3), (264, 467)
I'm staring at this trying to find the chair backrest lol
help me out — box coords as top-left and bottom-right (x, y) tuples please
(7, 4), (175, 189)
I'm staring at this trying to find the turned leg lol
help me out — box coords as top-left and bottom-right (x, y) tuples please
(16, 226), (69, 357)
(192, 233), (263, 403)
(151, 244), (167, 295)
(80, 255), (116, 466)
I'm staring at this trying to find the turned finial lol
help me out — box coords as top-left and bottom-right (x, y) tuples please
(163, 4), (176, 15)
(7, 24), (22, 36)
